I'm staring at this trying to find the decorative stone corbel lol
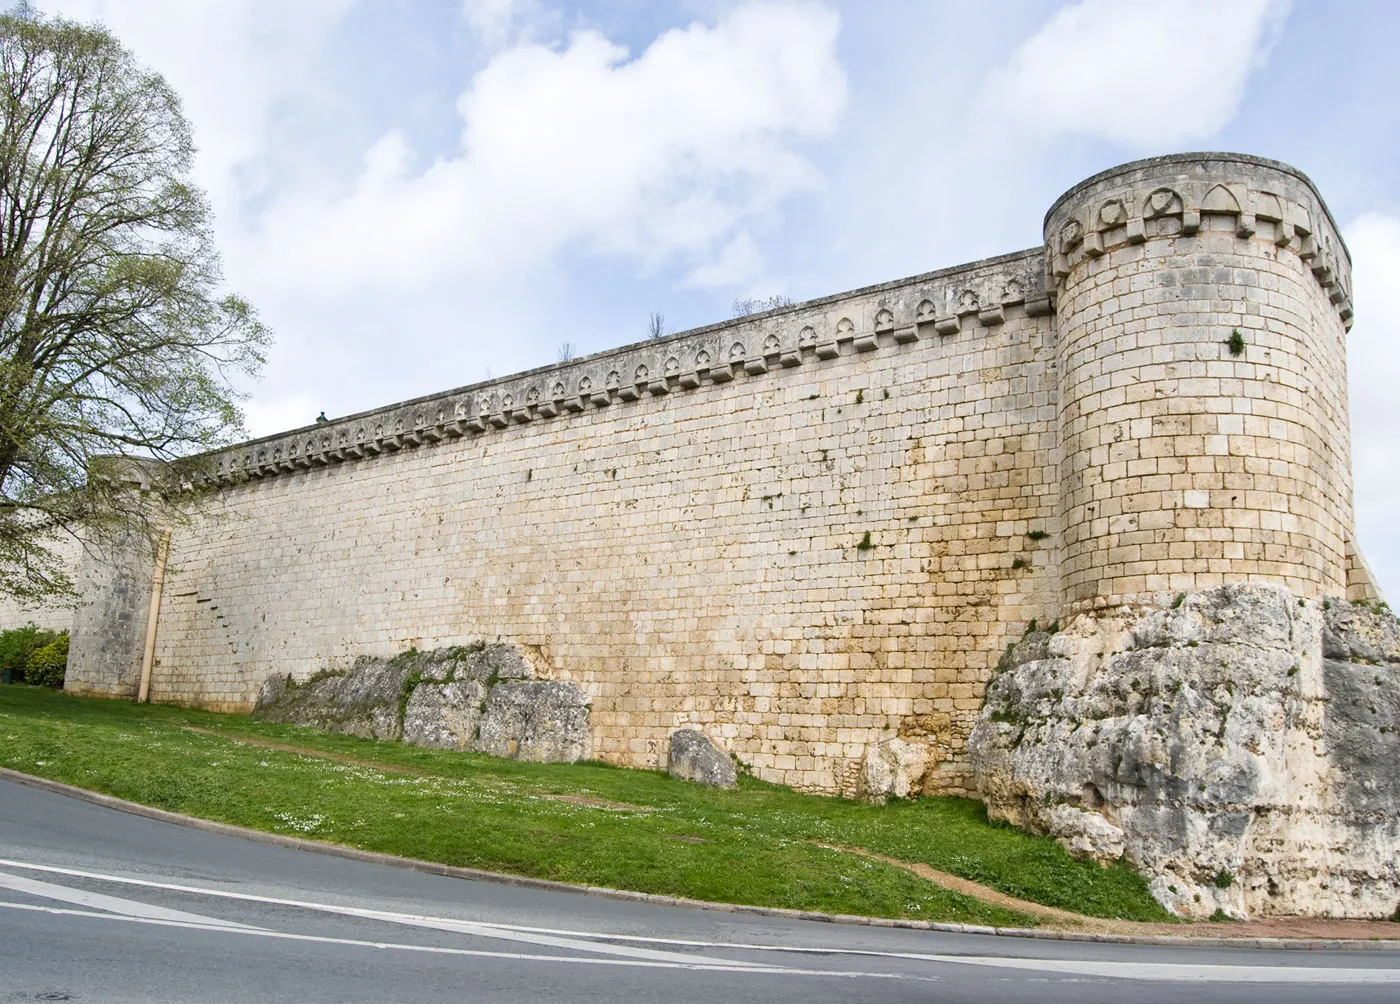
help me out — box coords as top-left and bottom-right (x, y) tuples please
(1024, 294), (1053, 317)
(873, 308), (895, 336)
(914, 299), (937, 337)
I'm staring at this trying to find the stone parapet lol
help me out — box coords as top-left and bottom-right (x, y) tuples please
(178, 250), (1051, 489)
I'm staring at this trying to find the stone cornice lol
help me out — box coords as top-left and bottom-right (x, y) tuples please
(177, 248), (1052, 490)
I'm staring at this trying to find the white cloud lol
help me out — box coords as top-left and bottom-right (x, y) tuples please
(239, 1), (847, 295)
(980, 0), (1289, 147)
(682, 232), (766, 289)
(461, 0), (548, 48)
(44, 0), (351, 210)
(1345, 213), (1400, 601)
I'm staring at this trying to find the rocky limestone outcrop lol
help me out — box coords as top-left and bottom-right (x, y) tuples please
(475, 681), (592, 762)
(253, 656), (412, 741)
(969, 585), (1400, 920)
(667, 729), (737, 788)
(254, 643), (591, 762)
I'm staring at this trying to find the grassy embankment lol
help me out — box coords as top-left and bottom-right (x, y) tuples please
(0, 686), (1171, 926)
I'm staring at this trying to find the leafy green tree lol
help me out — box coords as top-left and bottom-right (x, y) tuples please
(0, 620), (60, 681)
(0, 10), (268, 600)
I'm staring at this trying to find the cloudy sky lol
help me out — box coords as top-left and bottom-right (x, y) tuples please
(41, 0), (1400, 597)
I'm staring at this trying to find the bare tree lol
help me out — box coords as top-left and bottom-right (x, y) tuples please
(647, 310), (666, 340)
(732, 295), (794, 317)
(0, 13), (270, 599)
(556, 342), (576, 363)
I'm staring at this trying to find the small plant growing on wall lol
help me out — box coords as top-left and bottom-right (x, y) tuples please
(856, 531), (873, 551)
(1226, 328), (1245, 357)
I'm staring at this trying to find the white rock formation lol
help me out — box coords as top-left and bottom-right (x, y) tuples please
(858, 736), (937, 803)
(969, 585), (1400, 919)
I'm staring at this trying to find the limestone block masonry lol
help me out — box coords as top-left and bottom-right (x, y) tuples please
(14, 153), (1380, 802)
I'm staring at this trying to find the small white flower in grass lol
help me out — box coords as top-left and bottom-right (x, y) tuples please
(272, 811), (328, 833)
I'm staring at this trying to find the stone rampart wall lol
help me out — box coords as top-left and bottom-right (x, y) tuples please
(143, 249), (1060, 796)
(5, 153), (1371, 802)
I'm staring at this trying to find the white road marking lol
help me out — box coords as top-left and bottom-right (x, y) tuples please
(460, 924), (1400, 984)
(0, 900), (909, 980)
(919, 953), (1400, 984)
(0, 871), (263, 930)
(0, 862), (763, 969)
(2, 858), (1397, 985)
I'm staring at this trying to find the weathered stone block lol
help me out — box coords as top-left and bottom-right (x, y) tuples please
(476, 681), (591, 763)
(667, 729), (736, 788)
(857, 736), (935, 804)
(402, 679), (487, 750)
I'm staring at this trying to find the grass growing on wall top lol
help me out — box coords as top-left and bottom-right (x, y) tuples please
(0, 687), (1170, 925)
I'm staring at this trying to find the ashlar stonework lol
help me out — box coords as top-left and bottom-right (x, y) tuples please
(969, 585), (1400, 920)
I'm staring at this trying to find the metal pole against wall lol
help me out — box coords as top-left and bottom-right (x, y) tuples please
(136, 528), (172, 703)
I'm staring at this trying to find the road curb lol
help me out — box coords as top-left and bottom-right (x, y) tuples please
(4, 766), (1398, 952)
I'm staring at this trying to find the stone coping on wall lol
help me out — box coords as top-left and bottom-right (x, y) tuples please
(179, 246), (1052, 489)
(1043, 152), (1353, 329)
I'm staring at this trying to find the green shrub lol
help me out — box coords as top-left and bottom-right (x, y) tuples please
(0, 623), (64, 684)
(26, 634), (69, 688)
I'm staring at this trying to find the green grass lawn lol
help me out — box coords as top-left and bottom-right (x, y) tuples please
(0, 686), (1171, 926)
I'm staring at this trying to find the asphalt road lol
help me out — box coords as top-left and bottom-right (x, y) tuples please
(2, 778), (1398, 1003)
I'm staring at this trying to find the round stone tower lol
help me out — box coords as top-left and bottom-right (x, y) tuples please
(1046, 154), (1355, 612)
